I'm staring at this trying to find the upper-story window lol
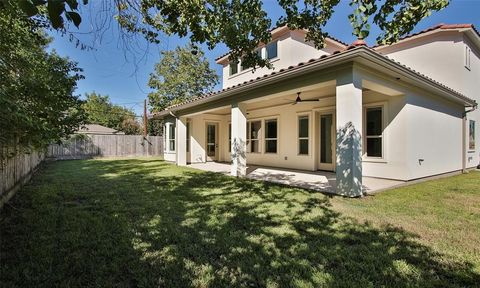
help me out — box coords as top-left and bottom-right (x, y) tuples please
(465, 45), (471, 70)
(229, 60), (238, 75)
(266, 41), (278, 59)
(241, 58), (248, 71)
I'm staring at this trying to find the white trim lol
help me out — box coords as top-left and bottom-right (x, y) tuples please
(264, 117), (279, 154)
(297, 113), (311, 156)
(247, 120), (262, 154)
(229, 58), (280, 79)
(362, 101), (388, 161)
(318, 110), (336, 171)
(465, 44), (472, 71)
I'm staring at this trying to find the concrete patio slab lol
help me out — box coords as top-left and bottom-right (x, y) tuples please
(187, 162), (404, 194)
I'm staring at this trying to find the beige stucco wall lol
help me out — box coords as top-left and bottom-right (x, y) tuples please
(404, 91), (465, 179)
(221, 31), (343, 89)
(377, 31), (480, 169)
(184, 90), (415, 180)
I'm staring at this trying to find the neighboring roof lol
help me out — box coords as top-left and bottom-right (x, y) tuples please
(76, 124), (125, 135)
(215, 25), (348, 63)
(154, 45), (475, 118)
(373, 23), (480, 49)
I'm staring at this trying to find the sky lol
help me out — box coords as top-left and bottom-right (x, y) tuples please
(48, 0), (480, 116)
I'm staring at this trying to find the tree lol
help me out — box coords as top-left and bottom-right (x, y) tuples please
(8, 0), (450, 69)
(120, 118), (142, 135)
(0, 3), (85, 159)
(147, 118), (163, 136)
(82, 92), (140, 134)
(148, 44), (218, 112)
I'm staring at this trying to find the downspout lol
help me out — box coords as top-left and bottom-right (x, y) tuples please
(462, 103), (478, 173)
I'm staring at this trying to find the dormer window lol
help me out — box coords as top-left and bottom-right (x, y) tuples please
(229, 60), (238, 75)
(266, 41), (278, 59)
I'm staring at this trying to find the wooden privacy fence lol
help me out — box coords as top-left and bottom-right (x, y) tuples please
(47, 134), (164, 159)
(0, 151), (45, 208)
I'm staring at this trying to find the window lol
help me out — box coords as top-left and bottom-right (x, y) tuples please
(469, 120), (476, 150)
(163, 124), (167, 151)
(186, 122), (190, 153)
(298, 116), (309, 155)
(240, 57), (251, 71)
(256, 48), (263, 59)
(265, 119), (278, 153)
(247, 121), (261, 153)
(169, 123), (176, 152)
(266, 41), (278, 59)
(365, 107), (383, 157)
(229, 60), (238, 75)
(465, 46), (471, 70)
(228, 123), (231, 152)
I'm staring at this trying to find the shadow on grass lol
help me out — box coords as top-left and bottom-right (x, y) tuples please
(1, 159), (479, 287)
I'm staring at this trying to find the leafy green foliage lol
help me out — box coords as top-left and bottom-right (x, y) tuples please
(82, 92), (140, 134)
(373, 0), (450, 44)
(6, 0), (451, 69)
(148, 44), (218, 112)
(120, 118), (142, 135)
(278, 0), (341, 48)
(147, 118), (163, 136)
(15, 0), (86, 29)
(0, 4), (85, 158)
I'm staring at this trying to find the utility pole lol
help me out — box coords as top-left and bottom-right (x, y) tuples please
(143, 99), (148, 137)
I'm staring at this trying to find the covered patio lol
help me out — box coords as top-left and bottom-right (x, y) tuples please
(155, 47), (469, 197)
(188, 162), (404, 194)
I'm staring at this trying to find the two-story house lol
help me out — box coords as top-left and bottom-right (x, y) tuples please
(155, 24), (479, 197)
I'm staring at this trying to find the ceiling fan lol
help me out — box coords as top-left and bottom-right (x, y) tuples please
(292, 92), (319, 105)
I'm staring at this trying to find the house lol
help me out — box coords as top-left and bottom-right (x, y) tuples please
(76, 124), (125, 135)
(154, 24), (479, 197)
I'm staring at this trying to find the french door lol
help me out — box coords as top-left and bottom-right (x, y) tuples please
(318, 112), (336, 171)
(206, 123), (219, 161)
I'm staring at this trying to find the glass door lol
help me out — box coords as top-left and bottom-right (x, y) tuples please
(319, 113), (335, 171)
(206, 123), (218, 161)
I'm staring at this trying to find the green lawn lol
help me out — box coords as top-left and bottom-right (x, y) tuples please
(1, 158), (479, 287)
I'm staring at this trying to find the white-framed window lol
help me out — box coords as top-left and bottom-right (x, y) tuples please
(264, 118), (278, 153)
(465, 45), (471, 70)
(298, 115), (309, 155)
(169, 123), (176, 152)
(186, 121), (190, 153)
(469, 120), (476, 150)
(266, 41), (278, 60)
(229, 60), (238, 75)
(163, 124), (167, 151)
(241, 57), (248, 71)
(247, 120), (261, 153)
(364, 106), (384, 158)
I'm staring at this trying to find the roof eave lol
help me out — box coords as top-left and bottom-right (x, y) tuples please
(155, 47), (475, 118)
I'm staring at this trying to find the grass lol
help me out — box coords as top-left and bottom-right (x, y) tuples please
(1, 158), (479, 287)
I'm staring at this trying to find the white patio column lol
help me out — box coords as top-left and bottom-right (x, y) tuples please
(176, 116), (187, 166)
(336, 70), (363, 197)
(231, 102), (247, 176)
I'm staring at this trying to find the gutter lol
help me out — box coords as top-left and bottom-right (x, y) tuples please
(462, 104), (478, 173)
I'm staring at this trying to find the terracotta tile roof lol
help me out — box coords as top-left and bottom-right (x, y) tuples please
(154, 45), (475, 115)
(373, 23), (479, 48)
